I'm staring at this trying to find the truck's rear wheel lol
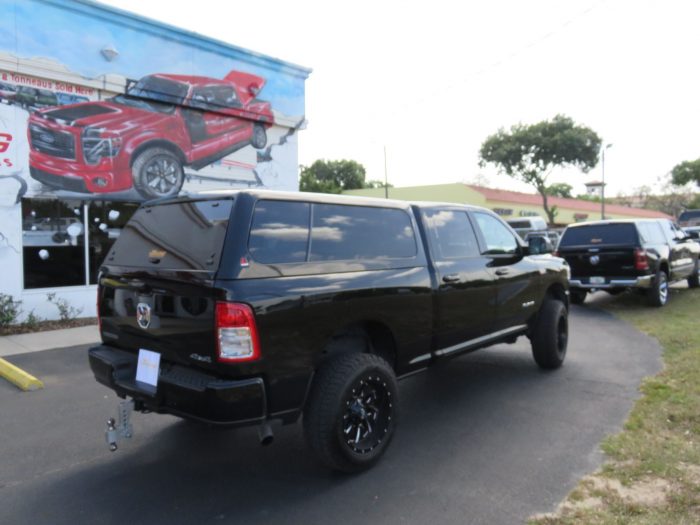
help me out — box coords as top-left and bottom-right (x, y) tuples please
(303, 353), (397, 472)
(132, 147), (184, 199)
(647, 270), (669, 307)
(531, 299), (568, 369)
(251, 123), (267, 149)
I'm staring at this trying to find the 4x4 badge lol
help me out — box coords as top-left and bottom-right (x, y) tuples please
(136, 303), (151, 329)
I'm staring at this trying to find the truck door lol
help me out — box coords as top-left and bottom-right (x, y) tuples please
(187, 86), (248, 159)
(420, 207), (496, 352)
(471, 211), (542, 331)
(660, 219), (695, 279)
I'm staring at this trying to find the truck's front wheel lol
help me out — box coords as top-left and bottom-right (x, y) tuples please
(531, 299), (568, 369)
(303, 353), (398, 472)
(132, 147), (184, 199)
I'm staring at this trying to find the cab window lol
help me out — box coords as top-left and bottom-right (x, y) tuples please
(473, 212), (519, 255)
(422, 209), (480, 259)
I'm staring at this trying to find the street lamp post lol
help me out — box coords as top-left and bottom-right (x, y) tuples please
(601, 143), (613, 219)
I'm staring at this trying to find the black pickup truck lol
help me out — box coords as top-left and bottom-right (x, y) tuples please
(89, 191), (570, 471)
(558, 219), (700, 306)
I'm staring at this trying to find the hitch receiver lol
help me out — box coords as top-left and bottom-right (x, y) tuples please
(105, 399), (134, 452)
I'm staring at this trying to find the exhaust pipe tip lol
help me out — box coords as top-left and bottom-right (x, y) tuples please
(258, 422), (274, 446)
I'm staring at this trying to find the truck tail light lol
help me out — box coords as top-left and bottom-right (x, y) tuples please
(215, 302), (260, 362)
(634, 248), (649, 271)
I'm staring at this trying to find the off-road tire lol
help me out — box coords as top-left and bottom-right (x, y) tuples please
(570, 289), (587, 305)
(688, 259), (700, 289)
(132, 147), (184, 200)
(531, 299), (568, 370)
(303, 353), (398, 473)
(647, 270), (669, 307)
(251, 123), (267, 149)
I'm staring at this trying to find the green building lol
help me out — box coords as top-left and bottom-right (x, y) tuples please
(344, 184), (670, 225)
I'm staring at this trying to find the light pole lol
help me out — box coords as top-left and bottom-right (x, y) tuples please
(601, 143), (613, 219)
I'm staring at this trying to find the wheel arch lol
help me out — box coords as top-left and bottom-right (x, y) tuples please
(129, 139), (187, 168)
(319, 320), (398, 372)
(544, 282), (569, 310)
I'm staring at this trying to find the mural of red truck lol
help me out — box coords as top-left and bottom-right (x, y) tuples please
(27, 70), (274, 199)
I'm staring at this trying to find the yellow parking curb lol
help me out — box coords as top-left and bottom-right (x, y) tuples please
(0, 357), (44, 391)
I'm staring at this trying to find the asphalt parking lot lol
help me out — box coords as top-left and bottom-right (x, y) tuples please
(0, 305), (662, 525)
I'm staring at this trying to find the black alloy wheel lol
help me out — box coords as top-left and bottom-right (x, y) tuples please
(341, 374), (393, 455)
(304, 352), (398, 472)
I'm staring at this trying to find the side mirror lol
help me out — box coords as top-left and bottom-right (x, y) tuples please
(528, 236), (553, 255)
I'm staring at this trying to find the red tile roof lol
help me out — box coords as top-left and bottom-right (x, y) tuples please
(466, 185), (671, 219)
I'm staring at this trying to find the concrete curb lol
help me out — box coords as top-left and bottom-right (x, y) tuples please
(0, 325), (99, 357)
(0, 357), (44, 391)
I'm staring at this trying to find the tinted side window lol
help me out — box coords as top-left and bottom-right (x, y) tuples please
(249, 200), (310, 263)
(422, 209), (479, 259)
(474, 213), (519, 255)
(659, 220), (682, 242)
(310, 204), (416, 261)
(637, 222), (666, 244)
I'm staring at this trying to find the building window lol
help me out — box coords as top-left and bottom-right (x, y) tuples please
(492, 208), (513, 216)
(21, 198), (138, 289)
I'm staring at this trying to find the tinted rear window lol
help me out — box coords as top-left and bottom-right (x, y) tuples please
(560, 223), (639, 247)
(679, 210), (700, 222)
(106, 199), (232, 271)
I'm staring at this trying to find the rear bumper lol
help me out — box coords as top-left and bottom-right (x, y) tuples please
(569, 275), (654, 289)
(88, 345), (266, 426)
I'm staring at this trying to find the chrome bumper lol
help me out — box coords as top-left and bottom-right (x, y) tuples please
(569, 275), (654, 289)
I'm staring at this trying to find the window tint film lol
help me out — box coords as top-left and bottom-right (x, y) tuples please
(474, 213), (519, 254)
(310, 204), (416, 261)
(422, 209), (479, 259)
(559, 223), (638, 246)
(249, 200), (310, 264)
(107, 199), (232, 270)
(637, 222), (666, 245)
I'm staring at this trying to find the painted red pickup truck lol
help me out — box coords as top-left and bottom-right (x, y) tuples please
(27, 71), (274, 199)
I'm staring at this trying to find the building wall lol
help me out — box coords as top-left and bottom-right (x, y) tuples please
(0, 0), (309, 321)
(345, 183), (658, 225)
(345, 184), (488, 206)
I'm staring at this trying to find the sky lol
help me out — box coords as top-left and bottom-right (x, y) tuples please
(98, 0), (700, 197)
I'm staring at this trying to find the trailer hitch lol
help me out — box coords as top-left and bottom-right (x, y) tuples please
(105, 399), (134, 452)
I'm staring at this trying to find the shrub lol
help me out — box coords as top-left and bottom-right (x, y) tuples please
(46, 292), (83, 322)
(0, 293), (22, 327)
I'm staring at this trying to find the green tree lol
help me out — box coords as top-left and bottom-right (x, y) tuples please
(299, 159), (368, 194)
(546, 182), (573, 198)
(670, 159), (700, 187)
(479, 115), (602, 224)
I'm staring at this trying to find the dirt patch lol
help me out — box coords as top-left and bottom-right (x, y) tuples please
(679, 463), (700, 484)
(586, 475), (671, 507)
(532, 473), (672, 522)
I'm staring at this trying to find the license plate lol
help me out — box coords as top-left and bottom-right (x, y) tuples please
(589, 276), (606, 285)
(136, 348), (160, 388)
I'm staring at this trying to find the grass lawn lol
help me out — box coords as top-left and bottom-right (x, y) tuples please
(531, 286), (700, 524)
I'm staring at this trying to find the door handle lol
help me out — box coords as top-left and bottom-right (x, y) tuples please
(494, 268), (510, 276)
(442, 273), (460, 283)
